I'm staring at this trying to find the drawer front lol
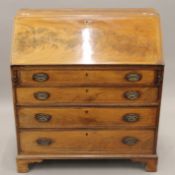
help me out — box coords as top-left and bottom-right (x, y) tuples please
(16, 87), (158, 105)
(19, 130), (155, 154)
(19, 69), (156, 86)
(18, 107), (157, 128)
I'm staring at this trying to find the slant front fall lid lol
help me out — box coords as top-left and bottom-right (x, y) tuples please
(11, 9), (163, 65)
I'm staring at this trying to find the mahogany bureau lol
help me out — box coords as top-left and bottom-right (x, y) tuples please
(11, 9), (164, 173)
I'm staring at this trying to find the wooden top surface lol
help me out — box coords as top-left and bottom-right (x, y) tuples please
(11, 9), (163, 65)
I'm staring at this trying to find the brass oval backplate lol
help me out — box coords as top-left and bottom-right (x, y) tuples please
(35, 113), (52, 122)
(123, 113), (140, 122)
(124, 91), (140, 100)
(33, 73), (49, 82)
(36, 138), (53, 146)
(122, 137), (139, 145)
(34, 92), (50, 100)
(125, 73), (142, 82)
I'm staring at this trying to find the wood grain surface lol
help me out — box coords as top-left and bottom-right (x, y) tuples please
(19, 69), (156, 86)
(11, 9), (163, 65)
(19, 129), (155, 154)
(16, 87), (159, 105)
(18, 107), (157, 128)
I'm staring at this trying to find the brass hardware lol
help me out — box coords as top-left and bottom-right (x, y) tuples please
(125, 73), (142, 82)
(157, 70), (163, 86)
(84, 19), (92, 25)
(124, 91), (140, 100)
(33, 73), (49, 82)
(122, 137), (139, 145)
(12, 70), (18, 86)
(35, 113), (52, 122)
(36, 138), (53, 146)
(34, 92), (50, 100)
(123, 113), (140, 122)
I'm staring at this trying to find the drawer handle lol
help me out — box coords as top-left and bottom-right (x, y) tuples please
(122, 137), (139, 145)
(33, 73), (49, 82)
(36, 138), (53, 146)
(124, 91), (140, 100)
(35, 113), (52, 122)
(34, 92), (50, 100)
(125, 73), (142, 82)
(123, 113), (140, 122)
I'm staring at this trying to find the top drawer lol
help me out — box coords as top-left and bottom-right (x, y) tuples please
(18, 68), (156, 86)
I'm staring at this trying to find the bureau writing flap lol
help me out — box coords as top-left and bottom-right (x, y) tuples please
(11, 9), (163, 65)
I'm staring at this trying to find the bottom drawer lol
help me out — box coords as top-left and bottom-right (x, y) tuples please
(19, 130), (155, 155)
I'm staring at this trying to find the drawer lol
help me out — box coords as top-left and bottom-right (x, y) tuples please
(18, 107), (157, 128)
(16, 87), (158, 105)
(19, 130), (155, 155)
(19, 69), (156, 86)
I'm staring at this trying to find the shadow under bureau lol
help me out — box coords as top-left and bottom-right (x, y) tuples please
(11, 9), (164, 172)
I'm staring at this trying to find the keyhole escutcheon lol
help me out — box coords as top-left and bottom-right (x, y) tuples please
(84, 110), (89, 114)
